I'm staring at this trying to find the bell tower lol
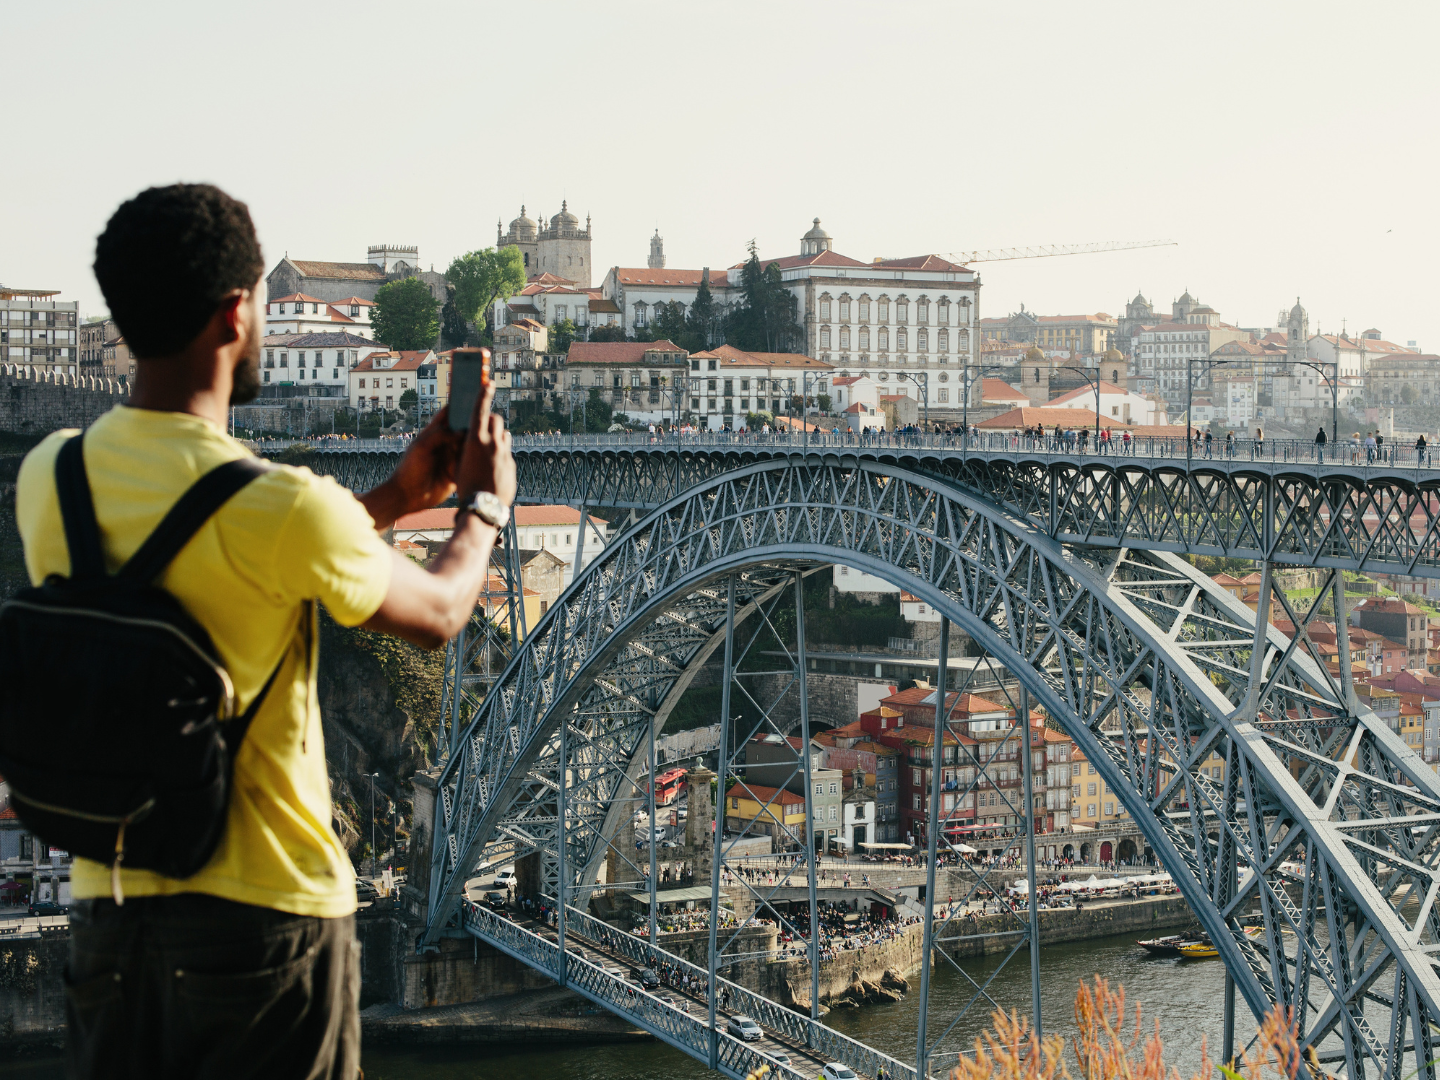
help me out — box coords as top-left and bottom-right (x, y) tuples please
(648, 229), (665, 270)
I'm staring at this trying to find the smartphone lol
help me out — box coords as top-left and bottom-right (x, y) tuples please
(449, 348), (491, 432)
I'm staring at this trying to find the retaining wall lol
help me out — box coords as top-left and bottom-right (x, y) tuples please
(0, 366), (130, 435)
(0, 928), (69, 1047)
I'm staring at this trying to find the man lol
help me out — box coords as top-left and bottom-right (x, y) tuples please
(17, 184), (515, 1078)
(1315, 425), (1328, 463)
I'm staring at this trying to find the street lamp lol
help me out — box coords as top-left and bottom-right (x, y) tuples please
(897, 371), (928, 433)
(958, 363), (1013, 444)
(369, 771), (379, 878)
(1061, 365), (1102, 448)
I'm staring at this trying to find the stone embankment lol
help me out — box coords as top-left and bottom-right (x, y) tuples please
(0, 926), (69, 1048)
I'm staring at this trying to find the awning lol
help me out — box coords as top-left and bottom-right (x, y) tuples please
(627, 885), (713, 906)
(859, 842), (912, 850)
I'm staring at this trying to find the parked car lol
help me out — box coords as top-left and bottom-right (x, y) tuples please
(355, 880), (380, 903)
(483, 890), (508, 906)
(27, 901), (66, 917)
(492, 868), (517, 888)
(821, 1065), (858, 1080)
(727, 1016), (762, 1042)
(635, 967), (660, 990)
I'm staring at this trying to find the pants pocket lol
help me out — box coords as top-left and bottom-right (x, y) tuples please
(173, 945), (317, 1072)
(64, 966), (125, 1078)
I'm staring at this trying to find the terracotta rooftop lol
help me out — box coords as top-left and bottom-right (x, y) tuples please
(287, 260), (386, 282)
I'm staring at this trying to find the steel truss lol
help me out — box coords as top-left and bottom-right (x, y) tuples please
(294, 442), (1440, 578)
(426, 456), (1440, 1080)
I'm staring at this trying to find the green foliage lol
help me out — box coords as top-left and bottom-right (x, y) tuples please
(817, 393), (832, 413)
(321, 609), (446, 758)
(807, 590), (908, 647)
(398, 388), (418, 409)
(725, 241), (800, 352)
(583, 386), (613, 432)
(746, 410), (774, 429)
(686, 274), (717, 351)
(637, 300), (688, 346)
(549, 318), (580, 354)
(1188, 555), (1257, 575)
(588, 324), (629, 342)
(440, 284), (471, 349)
(371, 277), (439, 351)
(447, 246), (527, 333)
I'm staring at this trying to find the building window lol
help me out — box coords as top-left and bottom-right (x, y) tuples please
(917, 298), (929, 324)
(859, 299), (870, 322)
(897, 300), (909, 324)
(879, 328), (889, 351)
(938, 388), (949, 402)
(820, 328), (831, 348)
(840, 299), (850, 320)
(879, 299), (889, 323)
(820, 298), (831, 320)
(938, 329), (949, 352)
(897, 329), (907, 351)
(917, 329), (928, 352)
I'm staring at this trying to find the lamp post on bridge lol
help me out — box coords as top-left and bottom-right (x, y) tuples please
(1061, 364), (1103, 449)
(897, 371), (928, 434)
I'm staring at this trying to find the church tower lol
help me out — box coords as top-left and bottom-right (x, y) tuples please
(648, 229), (665, 270)
(1286, 298), (1309, 365)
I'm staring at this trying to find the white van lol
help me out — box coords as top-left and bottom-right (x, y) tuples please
(493, 867), (517, 888)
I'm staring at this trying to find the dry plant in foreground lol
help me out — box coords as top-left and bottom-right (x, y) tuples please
(950, 977), (1314, 1080)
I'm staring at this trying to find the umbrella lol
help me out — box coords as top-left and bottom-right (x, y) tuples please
(0, 881), (23, 891)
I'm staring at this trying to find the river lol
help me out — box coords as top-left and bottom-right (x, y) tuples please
(0, 929), (1223, 1079)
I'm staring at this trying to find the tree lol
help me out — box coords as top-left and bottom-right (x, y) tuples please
(1401, 383), (1417, 405)
(548, 318), (580, 354)
(817, 393), (832, 413)
(583, 387), (613, 433)
(371, 277), (440, 351)
(440, 285), (470, 350)
(639, 300), (687, 345)
(725, 241), (799, 352)
(399, 388), (418, 410)
(588, 324), (628, 342)
(447, 247), (526, 338)
(685, 274), (717, 351)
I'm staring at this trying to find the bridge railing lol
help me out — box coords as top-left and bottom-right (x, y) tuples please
(460, 900), (799, 1080)
(565, 904), (918, 1080)
(249, 431), (1440, 469)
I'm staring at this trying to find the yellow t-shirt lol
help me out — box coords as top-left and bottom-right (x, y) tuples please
(15, 406), (393, 918)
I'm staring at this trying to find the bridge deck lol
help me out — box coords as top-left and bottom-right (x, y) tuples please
(464, 899), (914, 1080)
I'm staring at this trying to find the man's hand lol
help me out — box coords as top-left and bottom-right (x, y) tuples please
(359, 377), (517, 649)
(359, 409), (463, 531)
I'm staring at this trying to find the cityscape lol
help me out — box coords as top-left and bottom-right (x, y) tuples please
(2, 4), (1439, 1080)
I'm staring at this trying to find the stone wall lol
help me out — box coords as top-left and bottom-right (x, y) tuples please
(940, 895), (1195, 960)
(0, 928), (69, 1047)
(402, 933), (556, 1010)
(0, 365), (130, 435)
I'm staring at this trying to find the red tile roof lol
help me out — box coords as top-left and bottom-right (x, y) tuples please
(611, 268), (723, 288)
(1048, 381), (1131, 405)
(567, 341), (686, 365)
(270, 292), (326, 304)
(871, 254), (970, 272)
(980, 378), (1029, 403)
(330, 296), (376, 307)
(352, 354), (426, 373)
(726, 782), (804, 807)
(690, 344), (833, 370)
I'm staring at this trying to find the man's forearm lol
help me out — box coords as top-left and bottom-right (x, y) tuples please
(428, 512), (498, 630)
(359, 480), (409, 534)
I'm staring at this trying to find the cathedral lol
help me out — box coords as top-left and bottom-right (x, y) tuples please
(496, 203), (594, 287)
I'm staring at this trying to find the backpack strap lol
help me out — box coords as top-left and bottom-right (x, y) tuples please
(55, 434), (106, 580)
(119, 457), (271, 584)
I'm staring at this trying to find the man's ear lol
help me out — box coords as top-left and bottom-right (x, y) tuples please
(216, 292), (245, 346)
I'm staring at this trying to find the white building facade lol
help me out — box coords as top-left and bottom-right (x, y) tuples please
(262, 331), (387, 395)
(266, 293), (375, 338)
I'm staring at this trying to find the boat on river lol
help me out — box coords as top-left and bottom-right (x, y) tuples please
(1136, 934), (1193, 956)
(1177, 939), (1220, 959)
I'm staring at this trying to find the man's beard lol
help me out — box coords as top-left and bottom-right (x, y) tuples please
(230, 346), (261, 405)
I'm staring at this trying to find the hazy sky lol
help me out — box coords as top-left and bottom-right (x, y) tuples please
(7, 2), (1438, 347)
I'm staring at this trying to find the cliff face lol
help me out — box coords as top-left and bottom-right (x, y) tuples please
(317, 611), (444, 868)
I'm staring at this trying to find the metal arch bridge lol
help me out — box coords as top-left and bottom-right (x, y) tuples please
(271, 436), (1440, 1080)
(293, 433), (1440, 577)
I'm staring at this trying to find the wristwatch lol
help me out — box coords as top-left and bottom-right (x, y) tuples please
(463, 490), (510, 529)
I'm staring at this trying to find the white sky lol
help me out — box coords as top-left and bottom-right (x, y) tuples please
(6, 1), (1439, 348)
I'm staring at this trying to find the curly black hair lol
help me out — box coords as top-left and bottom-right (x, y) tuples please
(94, 184), (263, 359)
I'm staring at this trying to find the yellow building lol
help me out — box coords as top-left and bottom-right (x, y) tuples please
(724, 782), (805, 839)
(1071, 747), (1128, 825)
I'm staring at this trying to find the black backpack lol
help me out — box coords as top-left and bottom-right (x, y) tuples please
(0, 434), (280, 901)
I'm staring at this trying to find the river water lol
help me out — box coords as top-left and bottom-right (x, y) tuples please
(358, 929), (1227, 1080)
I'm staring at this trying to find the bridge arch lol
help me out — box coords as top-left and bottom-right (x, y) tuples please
(429, 456), (1440, 1071)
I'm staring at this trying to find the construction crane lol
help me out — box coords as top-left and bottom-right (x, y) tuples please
(943, 239), (1177, 265)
